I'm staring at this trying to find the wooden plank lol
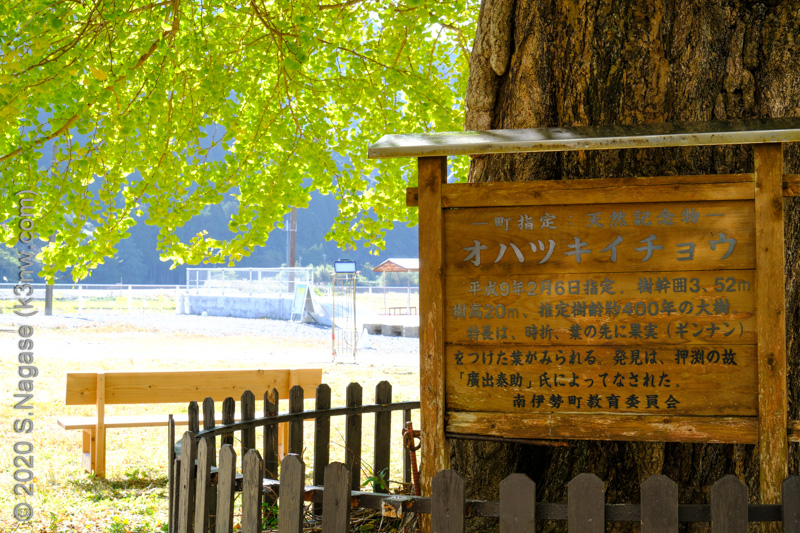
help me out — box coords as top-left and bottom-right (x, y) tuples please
(445, 344), (758, 417)
(241, 450), (263, 533)
(414, 178), (756, 208)
(188, 401), (199, 434)
(443, 200), (756, 276)
(201, 399), (216, 533)
(178, 432), (197, 533)
(783, 476), (800, 533)
(373, 381), (392, 493)
(568, 473), (604, 533)
(282, 371), (300, 459)
(95, 372), (106, 478)
(168, 416), (176, 533)
(57, 412), (250, 430)
(279, 455), (305, 533)
(368, 117), (800, 159)
(313, 384), (331, 516)
(82, 429), (94, 471)
(215, 445), (236, 533)
(193, 438), (212, 533)
(418, 156), (449, 498)
(407, 187), (419, 207)
(710, 475), (747, 533)
(444, 270), (757, 347)
(446, 411), (758, 443)
(406, 172), (755, 205)
(444, 181), (755, 209)
(241, 390), (256, 471)
(65, 368), (323, 406)
(81, 450), (93, 472)
(289, 385), (304, 455)
(640, 475), (678, 533)
(263, 388), (279, 480)
(431, 470), (465, 533)
(322, 462), (350, 533)
(171, 458), (181, 533)
(220, 398), (234, 447)
(754, 143), (788, 506)
(345, 382), (363, 491)
(408, 174), (800, 206)
(499, 473), (536, 533)
(202, 398), (216, 462)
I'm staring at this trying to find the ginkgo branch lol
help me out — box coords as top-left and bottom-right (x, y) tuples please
(318, 0), (368, 10)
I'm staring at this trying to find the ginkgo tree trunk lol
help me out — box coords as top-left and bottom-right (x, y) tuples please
(454, 1), (800, 532)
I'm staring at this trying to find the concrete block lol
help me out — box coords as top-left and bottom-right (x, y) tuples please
(186, 294), (292, 320)
(363, 324), (383, 335)
(381, 324), (404, 336)
(402, 326), (420, 338)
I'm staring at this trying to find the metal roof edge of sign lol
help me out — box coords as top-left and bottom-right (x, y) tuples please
(367, 117), (800, 159)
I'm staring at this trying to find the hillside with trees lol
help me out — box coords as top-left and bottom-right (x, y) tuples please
(0, 190), (418, 284)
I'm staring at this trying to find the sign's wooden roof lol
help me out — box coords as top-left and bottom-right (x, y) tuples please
(368, 117), (800, 159)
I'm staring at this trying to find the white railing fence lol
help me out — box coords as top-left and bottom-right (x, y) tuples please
(354, 285), (420, 315)
(0, 283), (183, 314)
(186, 267), (314, 296)
(0, 282), (420, 316)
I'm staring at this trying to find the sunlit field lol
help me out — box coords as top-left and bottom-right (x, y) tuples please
(0, 313), (420, 532)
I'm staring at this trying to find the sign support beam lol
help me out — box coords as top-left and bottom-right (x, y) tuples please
(418, 156), (449, 496)
(754, 143), (787, 506)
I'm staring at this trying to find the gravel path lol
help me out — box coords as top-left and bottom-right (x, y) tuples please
(0, 311), (421, 367)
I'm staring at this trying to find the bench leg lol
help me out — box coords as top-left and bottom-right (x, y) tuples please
(82, 429), (96, 472)
(95, 373), (106, 478)
(95, 427), (106, 478)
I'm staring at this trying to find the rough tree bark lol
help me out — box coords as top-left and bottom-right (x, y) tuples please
(455, 1), (800, 531)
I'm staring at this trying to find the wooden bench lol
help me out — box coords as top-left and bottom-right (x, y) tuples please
(57, 368), (323, 478)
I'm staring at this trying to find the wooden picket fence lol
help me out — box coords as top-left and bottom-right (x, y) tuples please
(168, 381), (420, 532)
(174, 450), (800, 533)
(168, 381), (800, 532)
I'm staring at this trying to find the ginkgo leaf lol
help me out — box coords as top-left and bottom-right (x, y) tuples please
(90, 67), (108, 81)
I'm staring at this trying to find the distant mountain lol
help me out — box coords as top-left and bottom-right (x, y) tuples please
(7, 191), (419, 285)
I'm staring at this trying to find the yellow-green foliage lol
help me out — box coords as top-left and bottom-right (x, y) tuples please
(0, 1), (477, 281)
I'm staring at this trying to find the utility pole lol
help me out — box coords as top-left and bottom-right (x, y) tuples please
(288, 207), (297, 268)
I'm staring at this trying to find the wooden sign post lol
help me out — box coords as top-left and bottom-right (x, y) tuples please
(369, 118), (800, 504)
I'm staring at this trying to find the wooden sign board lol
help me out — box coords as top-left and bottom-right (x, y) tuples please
(444, 196), (757, 424)
(427, 178), (763, 443)
(369, 118), (800, 506)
